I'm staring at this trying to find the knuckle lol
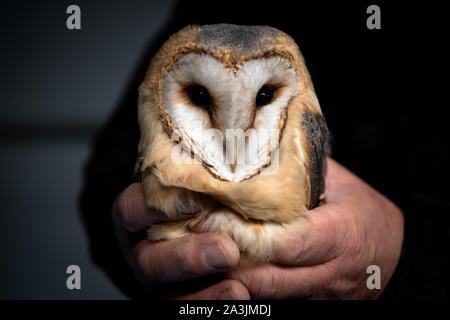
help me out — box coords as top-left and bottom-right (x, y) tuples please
(135, 245), (157, 280)
(313, 263), (350, 299)
(175, 237), (203, 277)
(284, 232), (307, 263)
(249, 269), (285, 299)
(116, 185), (142, 231)
(266, 270), (286, 298)
(277, 219), (321, 265)
(323, 277), (357, 299)
(116, 191), (132, 224)
(275, 222), (309, 263)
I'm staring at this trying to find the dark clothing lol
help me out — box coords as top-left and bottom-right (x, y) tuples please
(79, 1), (449, 299)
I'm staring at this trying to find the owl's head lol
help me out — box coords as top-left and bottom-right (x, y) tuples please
(138, 24), (319, 182)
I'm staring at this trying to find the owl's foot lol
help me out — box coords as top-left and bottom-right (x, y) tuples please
(148, 207), (290, 262)
(147, 209), (210, 240)
(147, 220), (192, 240)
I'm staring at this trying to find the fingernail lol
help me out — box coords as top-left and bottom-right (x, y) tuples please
(202, 244), (230, 269)
(218, 289), (236, 300)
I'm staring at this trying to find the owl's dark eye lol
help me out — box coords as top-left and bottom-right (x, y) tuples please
(256, 85), (275, 107)
(186, 85), (211, 108)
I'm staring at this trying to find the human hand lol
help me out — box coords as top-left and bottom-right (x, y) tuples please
(222, 158), (404, 299)
(112, 183), (250, 299)
(113, 157), (403, 299)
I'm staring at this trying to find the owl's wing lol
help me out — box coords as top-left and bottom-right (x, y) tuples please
(302, 110), (330, 209)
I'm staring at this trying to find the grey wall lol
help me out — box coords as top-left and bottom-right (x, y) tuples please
(0, 0), (174, 299)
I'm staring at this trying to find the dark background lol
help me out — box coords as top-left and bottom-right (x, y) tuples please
(0, 0), (447, 299)
(0, 0), (176, 299)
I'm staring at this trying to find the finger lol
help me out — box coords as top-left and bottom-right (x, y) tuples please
(272, 204), (343, 266)
(188, 198), (341, 266)
(272, 159), (358, 266)
(134, 233), (240, 284)
(113, 183), (197, 232)
(173, 280), (250, 300)
(228, 262), (336, 299)
(113, 183), (164, 232)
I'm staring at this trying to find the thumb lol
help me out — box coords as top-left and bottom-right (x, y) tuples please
(273, 202), (343, 266)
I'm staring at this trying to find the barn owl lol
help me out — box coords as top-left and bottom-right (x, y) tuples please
(136, 24), (329, 261)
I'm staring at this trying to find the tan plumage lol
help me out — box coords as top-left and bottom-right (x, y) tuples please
(136, 24), (329, 261)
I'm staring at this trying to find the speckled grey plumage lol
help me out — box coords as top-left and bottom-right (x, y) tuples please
(198, 24), (282, 53)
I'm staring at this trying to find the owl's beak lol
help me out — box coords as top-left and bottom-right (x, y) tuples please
(222, 124), (253, 174)
(211, 104), (256, 173)
(224, 134), (239, 174)
(230, 141), (238, 173)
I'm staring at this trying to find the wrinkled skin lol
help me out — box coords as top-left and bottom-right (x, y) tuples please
(113, 158), (404, 299)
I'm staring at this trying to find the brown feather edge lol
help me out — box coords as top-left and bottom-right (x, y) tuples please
(137, 25), (306, 182)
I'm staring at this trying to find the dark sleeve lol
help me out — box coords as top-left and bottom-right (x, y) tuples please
(380, 127), (450, 299)
(382, 198), (450, 299)
(77, 10), (184, 298)
(78, 95), (147, 298)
